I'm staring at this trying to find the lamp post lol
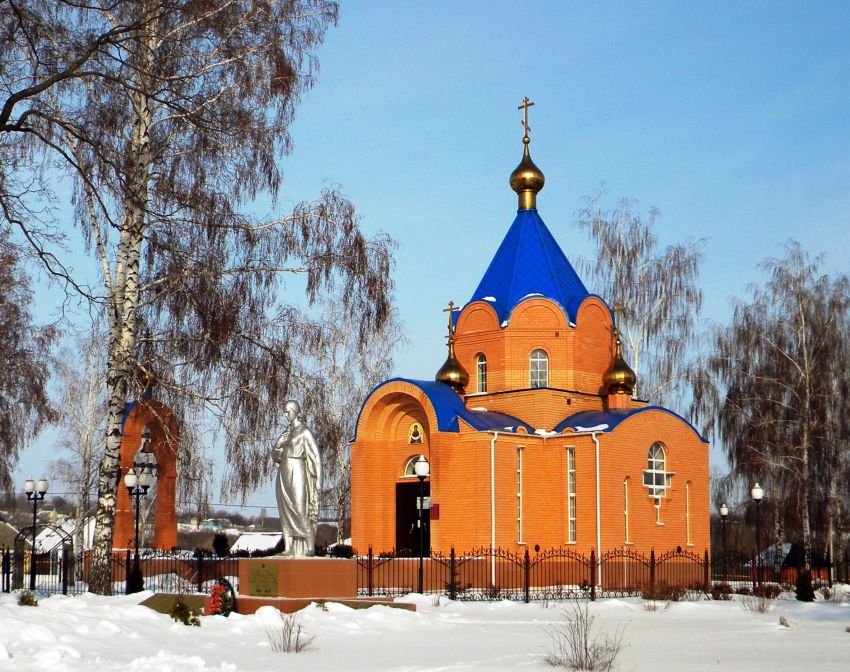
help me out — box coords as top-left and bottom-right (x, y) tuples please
(124, 467), (153, 594)
(751, 483), (764, 586)
(413, 455), (430, 594)
(24, 477), (48, 591)
(720, 503), (729, 580)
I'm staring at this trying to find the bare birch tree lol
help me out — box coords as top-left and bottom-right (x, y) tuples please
(50, 324), (107, 573)
(2, 1), (396, 592)
(576, 193), (703, 405)
(691, 242), (849, 565)
(294, 299), (405, 544)
(0, 229), (55, 487)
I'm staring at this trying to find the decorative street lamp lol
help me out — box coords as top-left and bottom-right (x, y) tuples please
(24, 476), (48, 591)
(720, 503), (729, 580)
(751, 483), (764, 586)
(413, 455), (430, 594)
(124, 467), (154, 594)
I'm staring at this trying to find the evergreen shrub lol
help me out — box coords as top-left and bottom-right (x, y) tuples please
(795, 571), (815, 602)
(170, 599), (201, 626)
(212, 533), (230, 557)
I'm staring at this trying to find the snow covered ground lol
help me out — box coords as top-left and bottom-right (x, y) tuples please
(1, 589), (848, 671)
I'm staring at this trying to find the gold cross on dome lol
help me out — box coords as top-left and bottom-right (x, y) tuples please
(612, 303), (627, 335)
(443, 301), (460, 336)
(518, 96), (535, 139)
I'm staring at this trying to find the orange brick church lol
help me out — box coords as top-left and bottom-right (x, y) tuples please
(351, 103), (709, 557)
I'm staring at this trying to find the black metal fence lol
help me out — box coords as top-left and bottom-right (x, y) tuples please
(4, 543), (847, 602)
(1, 547), (240, 597)
(357, 546), (850, 602)
(711, 549), (842, 589)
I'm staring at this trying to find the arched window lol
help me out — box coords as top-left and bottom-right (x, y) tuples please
(402, 455), (429, 477)
(529, 349), (548, 388)
(643, 442), (670, 499)
(476, 354), (488, 393)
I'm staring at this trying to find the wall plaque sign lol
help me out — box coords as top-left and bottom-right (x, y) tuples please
(248, 561), (279, 596)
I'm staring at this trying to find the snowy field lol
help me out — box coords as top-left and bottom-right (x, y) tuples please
(1, 589), (849, 671)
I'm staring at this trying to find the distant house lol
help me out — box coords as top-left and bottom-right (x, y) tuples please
(0, 521), (29, 549)
(35, 517), (95, 553)
(199, 518), (232, 531)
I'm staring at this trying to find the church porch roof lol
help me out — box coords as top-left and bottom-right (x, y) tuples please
(353, 378), (535, 440)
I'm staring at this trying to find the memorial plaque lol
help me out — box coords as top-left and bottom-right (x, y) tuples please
(247, 561), (279, 596)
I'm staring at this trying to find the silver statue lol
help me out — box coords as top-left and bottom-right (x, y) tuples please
(273, 400), (322, 556)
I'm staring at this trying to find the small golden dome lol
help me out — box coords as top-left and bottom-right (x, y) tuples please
(606, 335), (636, 395)
(435, 348), (469, 393)
(509, 141), (545, 208)
(435, 302), (469, 393)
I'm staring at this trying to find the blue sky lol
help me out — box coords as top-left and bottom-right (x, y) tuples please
(277, 2), (850, 378)
(16, 3), (850, 506)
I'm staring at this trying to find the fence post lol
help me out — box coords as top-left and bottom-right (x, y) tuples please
(449, 547), (456, 601)
(2, 549), (9, 592)
(826, 547), (833, 589)
(524, 548), (530, 604)
(123, 549), (130, 595)
(649, 549), (656, 596)
(590, 549), (596, 602)
(367, 546), (373, 597)
(197, 553), (204, 594)
(62, 544), (70, 595)
(703, 549), (710, 594)
(751, 550), (757, 593)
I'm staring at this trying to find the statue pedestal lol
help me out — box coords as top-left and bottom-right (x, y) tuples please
(238, 557), (356, 598)
(235, 557), (368, 614)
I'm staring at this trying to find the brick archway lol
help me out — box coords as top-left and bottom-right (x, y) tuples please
(114, 400), (179, 550)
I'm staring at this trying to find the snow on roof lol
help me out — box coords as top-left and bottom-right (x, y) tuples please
(230, 532), (282, 553)
(573, 424), (610, 432)
(34, 517), (95, 552)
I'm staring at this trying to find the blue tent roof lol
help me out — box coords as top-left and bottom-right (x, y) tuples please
(466, 208), (590, 324)
(353, 378), (534, 440)
(553, 407), (708, 443)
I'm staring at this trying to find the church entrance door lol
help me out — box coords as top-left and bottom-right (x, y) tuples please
(395, 482), (429, 557)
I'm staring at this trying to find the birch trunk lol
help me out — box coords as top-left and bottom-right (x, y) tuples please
(797, 294), (813, 569)
(87, 21), (155, 593)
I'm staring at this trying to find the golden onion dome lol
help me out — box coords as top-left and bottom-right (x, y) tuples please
(435, 302), (469, 393)
(606, 334), (637, 396)
(435, 346), (469, 393)
(509, 139), (545, 209)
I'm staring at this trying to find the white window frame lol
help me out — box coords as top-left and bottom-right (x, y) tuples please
(566, 446), (576, 543)
(685, 481), (692, 546)
(517, 446), (524, 543)
(402, 455), (428, 477)
(624, 477), (631, 544)
(530, 349), (548, 388)
(642, 442), (672, 499)
(476, 353), (487, 393)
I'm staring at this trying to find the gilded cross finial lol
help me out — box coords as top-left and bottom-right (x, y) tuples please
(518, 96), (535, 141)
(612, 303), (627, 337)
(443, 300), (460, 337)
